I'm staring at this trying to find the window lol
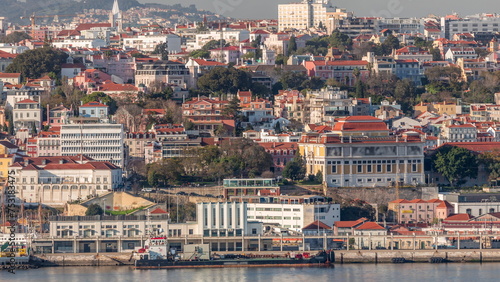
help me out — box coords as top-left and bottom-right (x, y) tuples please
(332, 166), (336, 173)
(386, 165), (392, 172)
(466, 209), (472, 215)
(367, 165), (372, 173)
(357, 165), (362, 173)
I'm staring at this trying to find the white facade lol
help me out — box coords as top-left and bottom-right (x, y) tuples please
(122, 34), (181, 53)
(9, 157), (123, 206)
(197, 202), (254, 237)
(5, 88), (43, 111)
(246, 203), (340, 232)
(441, 15), (500, 39)
(51, 38), (107, 49)
(278, 0), (340, 31)
(13, 100), (42, 133)
(192, 29), (250, 50)
(60, 123), (124, 168)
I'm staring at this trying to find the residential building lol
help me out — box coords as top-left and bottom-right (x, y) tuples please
(440, 124), (477, 143)
(274, 90), (306, 122)
(46, 104), (73, 127)
(305, 87), (371, 124)
(258, 142), (298, 174)
(79, 101), (109, 121)
(182, 98), (233, 135)
(135, 61), (190, 89)
(278, 0), (343, 31)
(440, 14), (500, 40)
(303, 60), (369, 86)
(0, 72), (21, 84)
(388, 198), (453, 224)
(4, 86), (43, 111)
(37, 130), (61, 157)
(124, 132), (156, 159)
(122, 34), (181, 53)
(9, 156), (123, 206)
(89, 53), (136, 83)
(12, 99), (42, 133)
(299, 116), (426, 187)
(60, 123), (124, 168)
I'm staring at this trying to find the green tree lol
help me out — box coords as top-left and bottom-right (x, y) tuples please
(85, 203), (104, 216)
(81, 92), (117, 114)
(280, 71), (308, 90)
(275, 54), (287, 65)
(329, 29), (352, 50)
(430, 48), (442, 61)
(394, 79), (416, 113)
(189, 49), (210, 59)
(202, 39), (227, 51)
(381, 34), (400, 55)
(282, 152), (306, 181)
(1, 31), (31, 44)
(300, 77), (325, 90)
(433, 146), (478, 187)
(152, 42), (169, 60)
(287, 35), (297, 55)
(6, 46), (68, 79)
(197, 67), (252, 95)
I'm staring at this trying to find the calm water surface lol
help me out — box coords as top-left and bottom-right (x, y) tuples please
(2, 263), (500, 282)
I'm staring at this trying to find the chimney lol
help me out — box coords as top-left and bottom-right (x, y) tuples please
(59, 159), (64, 164)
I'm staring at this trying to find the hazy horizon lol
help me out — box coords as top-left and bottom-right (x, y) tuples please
(139, 0), (500, 20)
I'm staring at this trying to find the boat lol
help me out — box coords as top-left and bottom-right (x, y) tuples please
(132, 238), (335, 269)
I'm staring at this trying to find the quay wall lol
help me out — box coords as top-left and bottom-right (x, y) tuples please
(31, 249), (500, 267)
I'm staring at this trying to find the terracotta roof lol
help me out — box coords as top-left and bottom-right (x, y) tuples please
(80, 101), (108, 108)
(444, 214), (472, 221)
(150, 207), (168, 214)
(437, 201), (454, 208)
(16, 99), (38, 104)
(355, 222), (386, 230)
(390, 199), (410, 203)
(303, 220), (331, 230)
(0, 72), (20, 78)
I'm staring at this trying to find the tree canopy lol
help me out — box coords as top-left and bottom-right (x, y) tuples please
(152, 42), (169, 60)
(197, 67), (252, 95)
(0, 31), (31, 44)
(85, 203), (104, 216)
(433, 146), (478, 187)
(6, 46), (68, 79)
(282, 152), (306, 181)
(82, 92), (117, 115)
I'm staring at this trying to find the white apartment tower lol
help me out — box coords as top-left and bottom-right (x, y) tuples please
(278, 0), (339, 31)
(60, 123), (124, 168)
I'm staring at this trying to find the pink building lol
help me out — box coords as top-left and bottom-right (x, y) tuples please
(389, 198), (454, 224)
(90, 53), (136, 84)
(72, 69), (112, 93)
(303, 60), (369, 86)
(258, 142), (297, 175)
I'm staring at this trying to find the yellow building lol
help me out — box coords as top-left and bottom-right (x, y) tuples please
(413, 102), (459, 117)
(299, 116), (425, 187)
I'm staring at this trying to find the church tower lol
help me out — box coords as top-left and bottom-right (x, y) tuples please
(109, 0), (123, 32)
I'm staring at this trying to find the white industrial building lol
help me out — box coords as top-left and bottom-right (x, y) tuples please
(246, 202), (341, 232)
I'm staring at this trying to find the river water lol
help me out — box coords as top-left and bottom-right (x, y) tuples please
(2, 263), (500, 282)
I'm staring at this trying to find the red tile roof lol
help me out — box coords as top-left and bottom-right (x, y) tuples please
(355, 222), (386, 230)
(0, 72), (21, 78)
(303, 220), (331, 230)
(80, 101), (108, 108)
(444, 214), (472, 221)
(16, 99), (38, 104)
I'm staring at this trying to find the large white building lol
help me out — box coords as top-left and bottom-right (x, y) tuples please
(122, 34), (182, 53)
(13, 99), (42, 133)
(441, 14), (500, 39)
(60, 123), (124, 168)
(197, 202), (263, 237)
(278, 0), (341, 31)
(246, 202), (340, 232)
(9, 156), (123, 206)
(190, 29), (250, 51)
